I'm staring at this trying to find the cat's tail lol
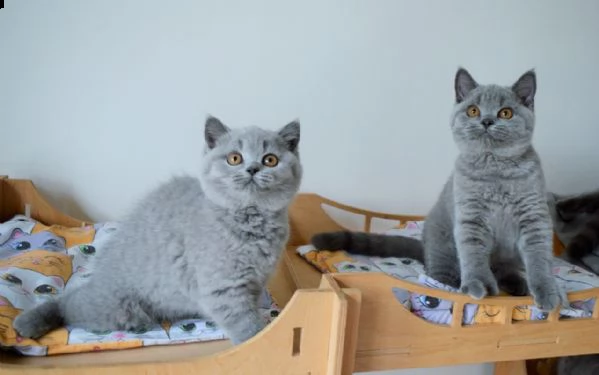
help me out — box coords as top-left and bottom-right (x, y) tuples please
(13, 300), (63, 339)
(311, 231), (424, 262)
(567, 215), (599, 259)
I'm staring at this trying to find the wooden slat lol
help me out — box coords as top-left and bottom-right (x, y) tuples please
(331, 272), (599, 371)
(495, 360), (527, 375)
(0, 180), (357, 375)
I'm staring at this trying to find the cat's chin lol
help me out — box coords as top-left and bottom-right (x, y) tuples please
(203, 186), (292, 212)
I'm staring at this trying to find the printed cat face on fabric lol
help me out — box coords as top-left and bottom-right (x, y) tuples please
(334, 260), (376, 273)
(67, 325), (169, 345)
(391, 275), (479, 325)
(0, 216), (36, 248)
(370, 257), (424, 283)
(199, 117), (303, 211)
(65, 223), (118, 291)
(392, 287), (455, 325)
(451, 69), (536, 156)
(67, 244), (96, 275)
(0, 267), (64, 310)
(167, 319), (225, 343)
(0, 251), (71, 311)
(0, 230), (66, 258)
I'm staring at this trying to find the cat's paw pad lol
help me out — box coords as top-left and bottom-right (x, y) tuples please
(530, 279), (563, 312)
(460, 277), (499, 300)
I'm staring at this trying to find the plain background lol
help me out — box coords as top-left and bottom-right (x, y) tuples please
(1, 1), (598, 373)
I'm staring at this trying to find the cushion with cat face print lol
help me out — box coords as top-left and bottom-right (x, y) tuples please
(299, 221), (599, 326)
(0, 216), (280, 356)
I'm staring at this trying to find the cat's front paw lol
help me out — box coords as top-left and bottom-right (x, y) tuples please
(530, 278), (563, 312)
(228, 319), (266, 345)
(13, 311), (48, 339)
(460, 275), (499, 300)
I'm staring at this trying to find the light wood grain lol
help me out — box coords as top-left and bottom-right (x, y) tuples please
(284, 193), (595, 373)
(495, 360), (527, 375)
(0, 178), (361, 375)
(330, 272), (599, 371)
(320, 275), (362, 375)
(0, 290), (348, 375)
(0, 179), (87, 227)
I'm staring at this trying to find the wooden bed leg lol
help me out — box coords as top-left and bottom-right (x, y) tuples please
(494, 360), (527, 375)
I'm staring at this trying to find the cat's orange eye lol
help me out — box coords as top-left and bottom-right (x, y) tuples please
(498, 108), (513, 119)
(226, 152), (243, 166)
(262, 154), (279, 167)
(466, 105), (480, 117)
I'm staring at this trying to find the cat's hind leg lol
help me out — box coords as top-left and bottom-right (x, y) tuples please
(422, 222), (461, 289)
(13, 300), (61, 339)
(15, 281), (155, 339)
(60, 284), (154, 331)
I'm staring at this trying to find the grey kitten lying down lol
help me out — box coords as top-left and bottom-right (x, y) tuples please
(314, 68), (562, 311)
(13, 116), (302, 345)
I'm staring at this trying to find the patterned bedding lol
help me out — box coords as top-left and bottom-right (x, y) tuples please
(0, 215), (279, 356)
(298, 221), (599, 325)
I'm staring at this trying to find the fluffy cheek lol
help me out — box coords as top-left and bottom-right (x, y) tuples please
(202, 161), (234, 188)
(495, 118), (529, 141)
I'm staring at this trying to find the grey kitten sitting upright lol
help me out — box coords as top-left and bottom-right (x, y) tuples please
(14, 116), (302, 344)
(313, 68), (561, 311)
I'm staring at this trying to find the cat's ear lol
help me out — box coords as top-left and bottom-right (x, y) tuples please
(455, 68), (478, 103)
(204, 116), (230, 149)
(278, 120), (300, 152)
(512, 70), (536, 110)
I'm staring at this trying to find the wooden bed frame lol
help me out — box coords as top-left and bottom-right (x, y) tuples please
(283, 193), (599, 375)
(2, 177), (599, 375)
(0, 177), (362, 375)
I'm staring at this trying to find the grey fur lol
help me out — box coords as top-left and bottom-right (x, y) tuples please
(424, 68), (558, 308)
(548, 191), (599, 273)
(13, 116), (302, 345)
(557, 354), (599, 375)
(312, 232), (424, 262)
(313, 69), (560, 310)
(549, 192), (599, 375)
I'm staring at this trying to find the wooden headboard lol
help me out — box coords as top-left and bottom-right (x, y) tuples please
(0, 177), (87, 227)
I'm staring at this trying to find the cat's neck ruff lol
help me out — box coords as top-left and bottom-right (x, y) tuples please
(456, 146), (539, 179)
(204, 190), (287, 217)
(459, 144), (535, 164)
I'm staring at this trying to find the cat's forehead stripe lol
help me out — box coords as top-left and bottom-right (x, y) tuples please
(473, 87), (512, 108)
(238, 135), (275, 154)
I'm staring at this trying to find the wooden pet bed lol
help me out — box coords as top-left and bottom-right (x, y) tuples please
(282, 194), (599, 375)
(0, 177), (362, 375)
(4, 177), (599, 375)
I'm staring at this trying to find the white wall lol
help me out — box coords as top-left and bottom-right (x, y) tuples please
(1, 1), (598, 373)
